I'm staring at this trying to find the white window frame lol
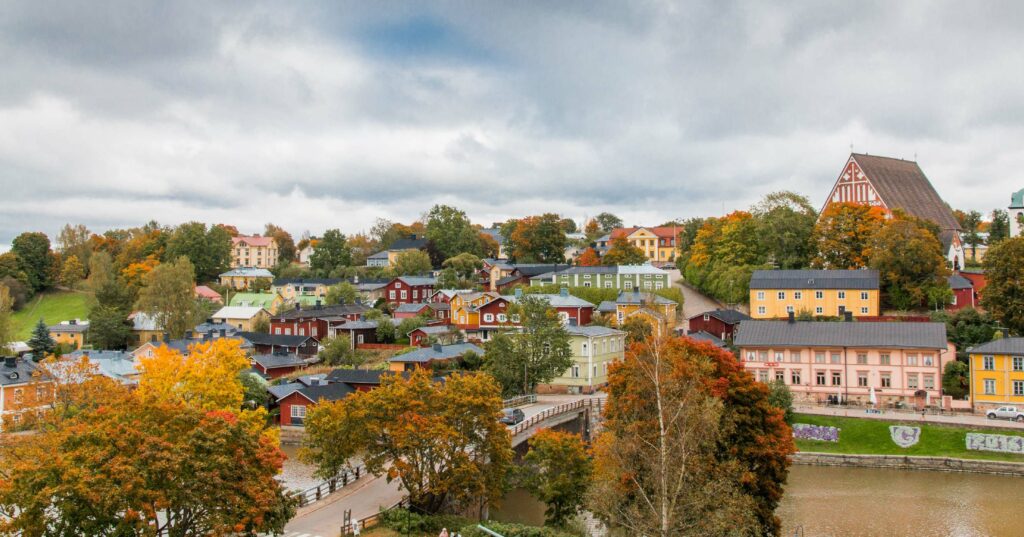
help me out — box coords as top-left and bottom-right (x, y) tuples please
(291, 405), (307, 419)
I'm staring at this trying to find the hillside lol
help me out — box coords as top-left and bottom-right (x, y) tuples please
(10, 290), (92, 340)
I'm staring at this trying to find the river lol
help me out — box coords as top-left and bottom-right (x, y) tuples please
(492, 465), (1024, 536)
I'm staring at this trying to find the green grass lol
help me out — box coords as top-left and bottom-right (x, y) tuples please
(10, 290), (92, 340)
(794, 413), (1024, 462)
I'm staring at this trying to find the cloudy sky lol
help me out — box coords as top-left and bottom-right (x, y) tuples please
(1, 1), (1023, 248)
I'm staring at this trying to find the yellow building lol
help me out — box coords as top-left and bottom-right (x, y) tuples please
(598, 290), (678, 337)
(211, 306), (271, 332)
(219, 268), (275, 290)
(968, 338), (1024, 412)
(231, 235), (279, 269)
(609, 226), (679, 263)
(48, 320), (88, 349)
(450, 291), (501, 328)
(749, 269), (880, 319)
(272, 278), (337, 300)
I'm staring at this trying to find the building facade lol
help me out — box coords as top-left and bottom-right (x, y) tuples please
(687, 309), (750, 341)
(608, 226), (681, 263)
(530, 264), (670, 290)
(537, 326), (625, 395)
(383, 276), (437, 307)
(49, 320), (88, 349)
(968, 338), (1024, 412)
(211, 306), (271, 332)
(231, 236), (279, 269)
(219, 267), (275, 290)
(0, 357), (53, 431)
(749, 269), (880, 319)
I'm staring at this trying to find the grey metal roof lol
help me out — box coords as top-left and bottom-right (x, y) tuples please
(395, 303), (430, 313)
(749, 269), (880, 290)
(252, 353), (307, 369)
(397, 276), (437, 286)
(564, 325), (624, 337)
(268, 382), (304, 400)
(294, 382), (355, 403)
(274, 303), (369, 320)
(948, 274), (973, 290)
(409, 325), (451, 335)
(389, 343), (485, 363)
(49, 321), (89, 333)
(510, 293), (595, 308)
(272, 278), (341, 286)
(238, 332), (316, 347)
(334, 320), (378, 330)
(597, 301), (616, 313)
(0, 358), (39, 387)
(689, 309), (751, 324)
(368, 251), (389, 259)
(616, 290), (676, 305)
(734, 320), (948, 349)
(684, 331), (728, 348)
(387, 237), (428, 250)
(219, 268), (274, 278)
(968, 338), (1024, 355)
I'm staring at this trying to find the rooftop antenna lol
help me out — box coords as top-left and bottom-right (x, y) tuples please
(849, 142), (854, 153)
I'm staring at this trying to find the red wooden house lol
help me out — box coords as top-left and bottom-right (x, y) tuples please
(393, 302), (432, 319)
(252, 352), (309, 379)
(238, 332), (319, 357)
(947, 273), (977, 311)
(277, 383), (354, 426)
(383, 276), (437, 308)
(686, 309), (751, 341)
(270, 303), (368, 339)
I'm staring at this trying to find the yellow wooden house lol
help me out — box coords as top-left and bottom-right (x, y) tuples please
(749, 269), (880, 319)
(598, 290), (678, 337)
(48, 320), (89, 349)
(968, 338), (1024, 412)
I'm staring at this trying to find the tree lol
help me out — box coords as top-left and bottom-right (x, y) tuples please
(57, 223), (93, 269)
(811, 202), (887, 269)
(393, 249), (433, 275)
(505, 214), (568, 263)
(981, 237), (1024, 334)
(265, 223), (296, 265)
(396, 316), (427, 341)
(583, 219), (602, 242)
(135, 256), (200, 339)
(576, 247), (601, 267)
(59, 255), (86, 288)
(620, 315), (653, 344)
(520, 429), (592, 527)
(0, 253), (30, 301)
(752, 191), (817, 269)
(347, 233), (377, 267)
(88, 304), (134, 350)
(0, 285), (12, 353)
(325, 282), (358, 305)
(252, 315), (270, 334)
(483, 296), (573, 397)
(942, 360), (970, 400)
(442, 253), (483, 280)
(767, 379), (794, 424)
(240, 371), (271, 408)
(933, 308), (1001, 357)
(319, 335), (366, 367)
(309, 229), (352, 276)
(989, 209), (1010, 243)
(868, 217), (950, 310)
(961, 210), (984, 262)
(302, 370), (512, 514)
(86, 251), (116, 294)
(602, 237), (647, 265)
(27, 319), (55, 359)
(11, 232), (54, 292)
(589, 337), (793, 537)
(425, 204), (483, 260)
(137, 338), (254, 412)
(165, 222), (232, 282)
(593, 212), (623, 233)
(376, 319), (397, 343)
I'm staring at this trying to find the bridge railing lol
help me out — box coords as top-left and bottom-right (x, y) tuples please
(502, 394), (537, 408)
(293, 465), (366, 507)
(511, 397), (605, 436)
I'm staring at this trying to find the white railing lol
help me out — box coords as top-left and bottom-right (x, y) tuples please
(511, 397), (605, 436)
(293, 465), (366, 507)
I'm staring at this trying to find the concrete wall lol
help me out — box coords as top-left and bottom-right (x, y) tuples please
(793, 452), (1024, 476)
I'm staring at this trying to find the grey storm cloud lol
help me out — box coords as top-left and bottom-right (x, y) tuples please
(1, 0), (1024, 246)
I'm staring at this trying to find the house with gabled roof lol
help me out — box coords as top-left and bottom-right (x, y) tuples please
(687, 309), (751, 341)
(388, 343), (484, 372)
(219, 267), (275, 290)
(231, 235), (279, 269)
(822, 153), (965, 268)
(383, 276), (436, 307)
(597, 289), (678, 336)
(212, 306), (271, 332)
(366, 235), (429, 268)
(749, 269), (880, 319)
(608, 226), (682, 264)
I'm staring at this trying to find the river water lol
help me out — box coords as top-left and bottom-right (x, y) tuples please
(493, 465), (1024, 536)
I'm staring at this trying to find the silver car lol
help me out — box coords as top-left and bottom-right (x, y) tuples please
(986, 406), (1024, 422)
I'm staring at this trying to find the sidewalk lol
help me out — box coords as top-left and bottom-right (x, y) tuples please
(796, 405), (1024, 430)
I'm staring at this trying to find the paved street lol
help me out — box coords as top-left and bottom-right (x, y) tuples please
(796, 404), (1024, 430)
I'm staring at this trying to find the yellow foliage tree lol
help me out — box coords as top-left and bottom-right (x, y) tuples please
(137, 338), (250, 412)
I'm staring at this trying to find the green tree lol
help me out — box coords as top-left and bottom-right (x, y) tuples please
(325, 282), (358, 305)
(28, 319), (55, 358)
(593, 212), (623, 233)
(393, 249), (433, 276)
(88, 304), (134, 350)
(868, 217), (950, 310)
(264, 223), (296, 265)
(425, 204), (483, 259)
(309, 229), (352, 276)
(135, 256), (200, 339)
(165, 222), (232, 282)
(86, 251), (116, 295)
(59, 255), (86, 288)
(57, 223), (93, 269)
(932, 308), (1001, 358)
(0, 285), (13, 353)
(376, 319), (397, 343)
(981, 237), (1024, 334)
(483, 295), (573, 396)
(520, 429), (592, 527)
(11, 232), (54, 292)
(767, 379), (794, 424)
(252, 315), (270, 334)
(240, 371), (270, 408)
(621, 315), (653, 344)
(989, 209), (1010, 243)
(396, 316), (427, 341)
(319, 335), (367, 367)
(442, 253), (483, 280)
(961, 210), (984, 262)
(752, 191), (817, 269)
(942, 360), (970, 400)
(602, 237), (647, 265)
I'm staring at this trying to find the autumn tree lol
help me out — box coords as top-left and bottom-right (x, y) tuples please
(484, 295), (573, 396)
(302, 369), (512, 514)
(576, 247), (601, 266)
(309, 228), (352, 276)
(11, 232), (53, 292)
(394, 249), (433, 275)
(811, 202), (887, 269)
(57, 223), (93, 268)
(265, 223), (296, 265)
(602, 237), (647, 265)
(59, 254), (86, 288)
(165, 222), (232, 282)
(503, 214), (568, 263)
(135, 256), (200, 339)
(620, 315), (653, 344)
(0, 285), (12, 353)
(520, 429), (592, 527)
(583, 219), (602, 242)
(325, 281), (358, 305)
(681, 211), (767, 303)
(137, 338), (253, 412)
(425, 204), (483, 260)
(982, 237), (1024, 334)
(347, 233), (377, 266)
(868, 217), (950, 310)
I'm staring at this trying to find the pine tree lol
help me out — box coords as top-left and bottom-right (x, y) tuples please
(27, 318), (55, 360)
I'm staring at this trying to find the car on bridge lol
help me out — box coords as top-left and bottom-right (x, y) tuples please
(986, 406), (1024, 422)
(500, 408), (525, 425)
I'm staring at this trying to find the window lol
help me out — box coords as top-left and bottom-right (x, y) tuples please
(831, 372), (841, 386)
(859, 307), (868, 314)
(757, 371), (769, 383)
(1014, 357), (1024, 371)
(757, 306), (766, 315)
(861, 292), (869, 300)
(757, 291), (765, 300)
(857, 353), (867, 365)
(584, 282), (592, 288)
(923, 375), (935, 390)
(816, 372), (826, 385)
(643, 281), (652, 289)
(775, 370), (785, 382)
(395, 282), (402, 288)
(907, 374), (918, 389)
(291, 405), (307, 419)
(655, 282), (664, 289)
(299, 328), (305, 336)
(838, 291), (846, 299)
(284, 328), (292, 335)
(12, 388), (23, 404)
(858, 373), (868, 387)
(746, 351), (756, 362)
(36, 385), (47, 400)
(881, 374), (891, 388)
(880, 354), (891, 366)
(413, 290), (418, 299)
(400, 290), (407, 300)
(790, 350), (801, 363)
(778, 291), (786, 300)
(617, 311), (624, 323)
(984, 356), (995, 370)
(815, 352), (825, 364)
(1014, 380), (1024, 397)
(582, 343), (588, 354)
(497, 314), (508, 323)
(815, 307), (823, 314)
(703, 314), (710, 321)
(583, 274), (592, 279)
(605, 281), (614, 288)
(815, 291), (823, 299)
(275, 327), (282, 335)
(759, 351), (768, 362)
(389, 290), (396, 300)
(775, 351), (784, 363)
(484, 313), (494, 322)
(984, 379), (996, 395)
(791, 371), (801, 385)
(830, 352), (841, 364)
(571, 365), (580, 378)
(794, 291), (802, 300)
(907, 354), (918, 366)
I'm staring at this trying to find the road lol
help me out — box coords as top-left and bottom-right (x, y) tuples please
(281, 394), (597, 536)
(796, 404), (1024, 430)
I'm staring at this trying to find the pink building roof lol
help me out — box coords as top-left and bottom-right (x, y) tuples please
(194, 285), (223, 302)
(232, 235), (274, 247)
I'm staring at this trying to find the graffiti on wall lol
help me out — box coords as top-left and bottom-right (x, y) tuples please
(966, 432), (1024, 454)
(792, 423), (840, 442)
(889, 426), (921, 448)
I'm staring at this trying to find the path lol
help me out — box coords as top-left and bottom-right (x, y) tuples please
(796, 405), (1024, 430)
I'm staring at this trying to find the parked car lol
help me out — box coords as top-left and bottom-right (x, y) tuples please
(500, 408), (525, 425)
(986, 406), (1024, 422)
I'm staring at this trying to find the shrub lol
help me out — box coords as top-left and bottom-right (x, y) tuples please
(460, 521), (579, 537)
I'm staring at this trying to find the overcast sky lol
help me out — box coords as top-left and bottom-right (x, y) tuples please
(1, 1), (1023, 248)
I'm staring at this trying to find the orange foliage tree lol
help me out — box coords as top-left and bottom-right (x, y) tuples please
(810, 202), (887, 269)
(576, 247), (601, 266)
(602, 237), (647, 265)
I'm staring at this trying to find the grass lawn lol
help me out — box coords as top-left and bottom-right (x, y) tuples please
(794, 413), (1024, 462)
(10, 290), (92, 340)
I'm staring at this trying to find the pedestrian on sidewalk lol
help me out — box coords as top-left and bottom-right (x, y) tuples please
(439, 528), (450, 537)
(352, 520), (361, 536)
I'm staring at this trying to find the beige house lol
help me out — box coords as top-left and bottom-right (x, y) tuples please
(231, 236), (279, 269)
(219, 268), (274, 290)
(211, 306), (271, 332)
(537, 325), (626, 395)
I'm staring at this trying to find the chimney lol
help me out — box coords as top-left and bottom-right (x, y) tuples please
(220, 328), (227, 337)
(4, 356), (16, 368)
(315, 299), (322, 309)
(162, 332), (170, 343)
(559, 287), (569, 298)
(185, 330), (193, 339)
(844, 311), (853, 322)
(433, 343), (443, 353)
(515, 288), (523, 299)
(787, 311), (795, 324)
(295, 303), (301, 311)
(206, 318), (214, 324)
(1002, 328), (1010, 338)
(69, 319), (77, 325)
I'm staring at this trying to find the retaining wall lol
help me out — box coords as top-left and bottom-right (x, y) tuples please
(793, 452), (1024, 476)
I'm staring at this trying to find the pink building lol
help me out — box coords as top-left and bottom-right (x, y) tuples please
(734, 319), (956, 407)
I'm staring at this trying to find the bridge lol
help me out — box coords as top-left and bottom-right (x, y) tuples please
(279, 394), (605, 537)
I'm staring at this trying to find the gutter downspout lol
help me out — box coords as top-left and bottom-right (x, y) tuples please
(843, 346), (849, 404)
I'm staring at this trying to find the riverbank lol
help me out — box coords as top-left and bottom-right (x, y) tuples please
(793, 413), (1024, 462)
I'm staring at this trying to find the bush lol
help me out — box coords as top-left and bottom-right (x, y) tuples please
(460, 521), (579, 537)
(379, 508), (471, 535)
